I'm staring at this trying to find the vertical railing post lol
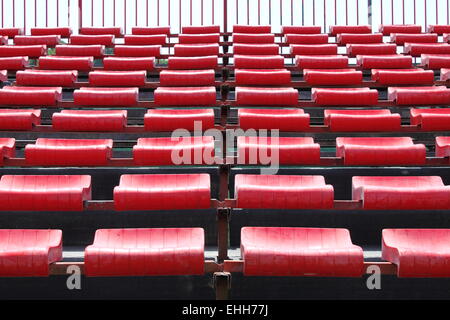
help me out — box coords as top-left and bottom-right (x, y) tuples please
(78, 0), (83, 30)
(223, 0), (228, 33)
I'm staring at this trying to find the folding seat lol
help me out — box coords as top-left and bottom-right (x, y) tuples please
(124, 35), (167, 45)
(235, 69), (291, 85)
(442, 33), (450, 43)
(0, 36), (7, 45)
(0, 109), (40, 130)
(154, 87), (216, 106)
(352, 176), (450, 210)
(182, 25), (221, 34)
(233, 25), (271, 33)
(14, 35), (60, 46)
(312, 88), (378, 105)
(25, 138), (113, 166)
(404, 43), (450, 57)
(295, 55), (348, 69)
(31, 27), (72, 37)
(73, 87), (139, 106)
(421, 54), (450, 69)
(159, 69), (215, 86)
(329, 25), (372, 35)
(0, 45), (46, 58)
(382, 229), (450, 277)
(428, 25), (450, 34)
(303, 69), (362, 85)
(0, 86), (62, 106)
(131, 26), (171, 35)
(0, 70), (5, 81)
(233, 43), (279, 55)
(281, 26), (322, 34)
(0, 56), (28, 70)
(290, 44), (338, 55)
(285, 34), (328, 44)
(410, 108), (450, 131)
(324, 109), (401, 132)
(174, 43), (220, 57)
(0, 27), (23, 38)
(236, 87), (298, 106)
(103, 57), (155, 71)
(113, 45), (161, 57)
(391, 33), (438, 45)
(356, 54), (412, 69)
(178, 33), (220, 44)
(234, 55), (284, 69)
(167, 56), (218, 70)
(38, 56), (93, 71)
(16, 70), (77, 86)
(237, 136), (320, 165)
(0, 175), (91, 211)
(379, 24), (422, 35)
(70, 35), (115, 46)
(0, 229), (62, 276)
(441, 68), (450, 80)
(79, 27), (123, 37)
(388, 86), (450, 105)
(133, 136), (215, 165)
(55, 45), (104, 58)
(88, 70), (147, 87)
(0, 138), (15, 165)
(336, 33), (383, 45)
(336, 137), (426, 165)
(233, 33), (275, 44)
(435, 136), (450, 158)
(84, 228), (204, 276)
(144, 109), (215, 132)
(371, 69), (434, 85)
(241, 227), (364, 277)
(235, 174), (334, 209)
(114, 174), (211, 211)
(52, 110), (127, 132)
(238, 108), (310, 131)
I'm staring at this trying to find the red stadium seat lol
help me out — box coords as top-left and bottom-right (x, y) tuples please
(114, 174), (211, 210)
(0, 36), (7, 45)
(73, 87), (139, 106)
(16, 70), (77, 86)
(0, 27), (23, 38)
(285, 34), (328, 44)
(235, 174), (334, 209)
(70, 34), (114, 46)
(0, 56), (28, 70)
(174, 43), (219, 57)
(38, 56), (93, 71)
(241, 227), (364, 277)
(0, 138), (15, 165)
(0, 109), (40, 130)
(312, 88), (378, 105)
(371, 69), (434, 85)
(352, 176), (450, 210)
(88, 71), (146, 87)
(154, 87), (216, 106)
(336, 137), (426, 165)
(235, 69), (291, 85)
(382, 229), (450, 277)
(290, 44), (338, 55)
(182, 25), (220, 34)
(388, 86), (450, 105)
(233, 33), (275, 43)
(0, 86), (62, 106)
(379, 24), (422, 35)
(356, 54), (412, 69)
(238, 108), (309, 131)
(391, 33), (438, 45)
(131, 26), (171, 35)
(233, 25), (271, 33)
(410, 108), (450, 131)
(404, 43), (450, 56)
(55, 45), (104, 57)
(52, 110), (127, 132)
(144, 109), (215, 132)
(113, 45), (160, 57)
(133, 136), (215, 165)
(304, 69), (362, 85)
(84, 228), (204, 276)
(0, 70), (6, 81)
(441, 68), (450, 80)
(233, 43), (279, 55)
(237, 136), (320, 165)
(329, 25), (372, 35)
(236, 87), (298, 106)
(178, 33), (220, 44)
(167, 56), (218, 70)
(0, 175), (91, 211)
(281, 26), (322, 34)
(0, 229), (62, 277)
(31, 27), (72, 37)
(103, 57), (155, 71)
(324, 109), (401, 132)
(25, 138), (113, 166)
(234, 55), (284, 69)
(428, 25), (450, 34)
(421, 54), (450, 69)
(435, 136), (450, 158)
(79, 27), (123, 37)
(337, 33), (383, 45)
(346, 43), (397, 57)
(295, 55), (348, 69)
(14, 35), (60, 46)
(0, 45), (46, 58)
(124, 35), (167, 45)
(443, 33), (450, 43)
(159, 69), (215, 86)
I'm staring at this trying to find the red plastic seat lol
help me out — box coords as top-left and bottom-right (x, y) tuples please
(38, 56), (93, 71)
(31, 27), (72, 37)
(234, 55), (284, 69)
(443, 33), (450, 43)
(154, 87), (216, 106)
(330, 25), (371, 35)
(131, 26), (171, 35)
(0, 86), (62, 106)
(233, 43), (279, 55)
(235, 69), (291, 85)
(435, 136), (450, 158)
(290, 44), (338, 55)
(346, 43), (397, 57)
(337, 33), (383, 45)
(14, 35), (60, 46)
(404, 43), (450, 56)
(159, 69), (215, 86)
(238, 108), (309, 131)
(25, 138), (113, 166)
(52, 110), (127, 132)
(236, 87), (298, 106)
(441, 68), (450, 80)
(79, 27), (123, 37)
(0, 36), (7, 45)
(241, 227), (364, 277)
(356, 54), (412, 69)
(85, 228), (204, 276)
(336, 137), (426, 165)
(282, 26), (322, 34)
(0, 138), (15, 165)
(285, 34), (328, 44)
(382, 229), (450, 277)
(174, 43), (219, 57)
(103, 57), (155, 71)
(55, 45), (104, 58)
(371, 69), (434, 85)
(312, 88), (378, 105)
(0, 109), (40, 130)
(133, 136), (215, 165)
(0, 70), (6, 81)
(0, 28), (23, 38)
(144, 109), (215, 132)
(388, 86), (450, 105)
(0, 56), (28, 70)
(16, 70), (77, 86)
(0, 229), (62, 277)
(178, 33), (220, 44)
(182, 25), (220, 34)
(304, 69), (362, 85)
(428, 25), (450, 34)
(352, 176), (450, 210)
(88, 71), (146, 87)
(391, 33), (438, 45)
(235, 174), (334, 209)
(74, 87), (139, 106)
(0, 175), (91, 211)
(167, 56), (218, 70)
(421, 54), (450, 69)
(124, 35), (167, 45)
(237, 136), (320, 165)
(233, 33), (275, 44)
(295, 55), (348, 69)
(113, 45), (161, 57)
(0, 45), (46, 58)
(233, 25), (271, 33)
(379, 24), (422, 35)
(324, 109), (401, 132)
(114, 174), (211, 211)
(410, 108), (450, 131)
(70, 34), (114, 46)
